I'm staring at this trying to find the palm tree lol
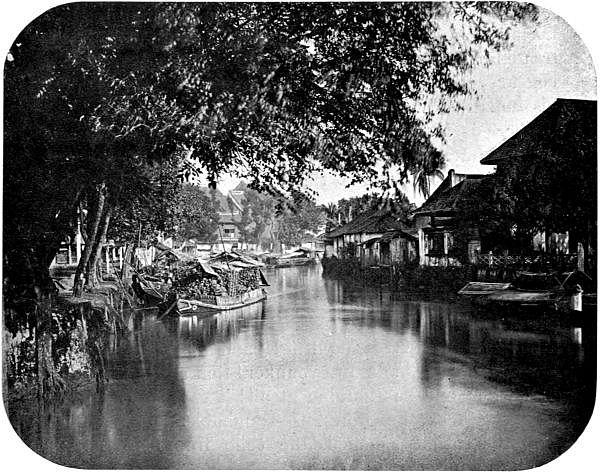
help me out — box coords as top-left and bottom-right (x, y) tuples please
(322, 202), (339, 233)
(412, 168), (445, 200)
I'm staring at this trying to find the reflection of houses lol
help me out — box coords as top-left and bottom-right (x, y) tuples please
(324, 209), (418, 266)
(413, 169), (488, 267)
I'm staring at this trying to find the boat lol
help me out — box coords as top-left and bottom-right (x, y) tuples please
(458, 270), (594, 312)
(268, 248), (317, 267)
(131, 273), (168, 306)
(458, 281), (512, 296)
(172, 288), (267, 313)
(160, 252), (269, 316)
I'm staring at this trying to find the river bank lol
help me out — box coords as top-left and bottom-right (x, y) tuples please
(3, 283), (131, 404)
(6, 266), (596, 469)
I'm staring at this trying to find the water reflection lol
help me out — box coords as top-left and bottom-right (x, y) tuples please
(7, 266), (596, 470)
(322, 277), (594, 404)
(162, 302), (266, 354)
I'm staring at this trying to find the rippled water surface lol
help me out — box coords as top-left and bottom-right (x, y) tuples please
(8, 266), (596, 469)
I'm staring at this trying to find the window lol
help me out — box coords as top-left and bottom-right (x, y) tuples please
(428, 233), (445, 256)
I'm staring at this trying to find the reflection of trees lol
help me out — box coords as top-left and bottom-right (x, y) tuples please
(10, 310), (191, 468)
(164, 302), (266, 354)
(322, 277), (593, 405)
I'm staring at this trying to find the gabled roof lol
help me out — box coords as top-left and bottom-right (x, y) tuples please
(413, 176), (488, 217)
(218, 213), (242, 224)
(480, 98), (596, 165)
(197, 186), (235, 214)
(325, 209), (405, 238)
(380, 228), (418, 242)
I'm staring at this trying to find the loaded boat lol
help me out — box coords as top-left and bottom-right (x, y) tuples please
(160, 251), (269, 316)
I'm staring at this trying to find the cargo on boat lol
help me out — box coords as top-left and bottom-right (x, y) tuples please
(160, 251), (269, 316)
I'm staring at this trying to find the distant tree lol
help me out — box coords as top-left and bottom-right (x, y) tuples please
(238, 186), (277, 247)
(327, 189), (415, 229)
(4, 2), (538, 300)
(335, 193), (381, 225)
(277, 195), (326, 247)
(173, 184), (220, 242)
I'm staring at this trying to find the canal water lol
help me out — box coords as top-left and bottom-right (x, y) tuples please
(7, 266), (596, 469)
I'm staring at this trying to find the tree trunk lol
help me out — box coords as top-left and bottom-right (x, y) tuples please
(35, 288), (65, 398)
(73, 184), (106, 296)
(121, 243), (133, 283)
(86, 204), (113, 289)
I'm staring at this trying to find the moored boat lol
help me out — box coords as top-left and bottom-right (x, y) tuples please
(160, 251), (269, 316)
(458, 270), (595, 313)
(171, 288), (267, 313)
(268, 248), (317, 267)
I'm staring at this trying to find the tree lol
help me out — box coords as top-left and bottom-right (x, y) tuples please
(276, 195), (326, 247)
(335, 193), (381, 225)
(413, 168), (445, 200)
(4, 2), (538, 299)
(238, 185), (277, 248)
(325, 189), (415, 230)
(173, 184), (220, 242)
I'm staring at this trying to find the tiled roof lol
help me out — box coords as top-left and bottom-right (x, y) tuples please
(413, 177), (487, 216)
(325, 209), (404, 238)
(218, 213), (242, 224)
(480, 98), (596, 165)
(380, 228), (418, 242)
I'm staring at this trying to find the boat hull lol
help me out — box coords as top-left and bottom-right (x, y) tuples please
(273, 257), (316, 267)
(175, 288), (267, 314)
(458, 282), (512, 296)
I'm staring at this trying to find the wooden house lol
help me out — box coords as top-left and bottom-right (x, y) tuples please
(325, 209), (418, 266)
(413, 170), (489, 267)
(325, 209), (399, 259)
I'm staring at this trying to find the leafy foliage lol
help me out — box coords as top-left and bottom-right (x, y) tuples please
(454, 101), (596, 256)
(3, 2), (537, 294)
(173, 184), (220, 241)
(276, 195), (326, 246)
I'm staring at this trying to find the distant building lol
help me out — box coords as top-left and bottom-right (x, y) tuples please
(324, 209), (418, 267)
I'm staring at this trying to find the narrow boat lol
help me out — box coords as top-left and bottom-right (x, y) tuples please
(459, 270), (594, 312)
(269, 248), (317, 267)
(160, 252), (269, 316)
(458, 281), (512, 296)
